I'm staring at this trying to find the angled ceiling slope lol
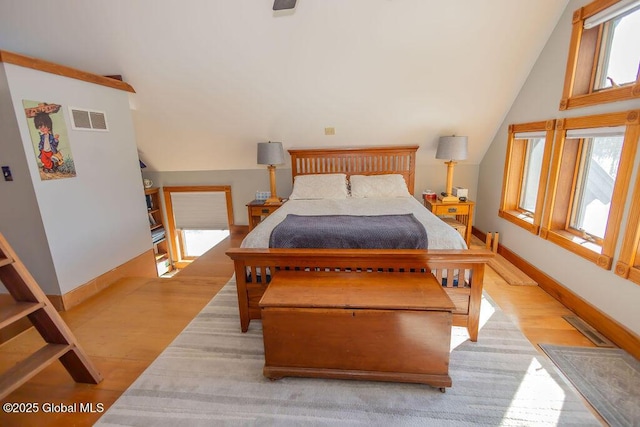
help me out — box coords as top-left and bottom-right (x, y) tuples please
(0, 0), (569, 171)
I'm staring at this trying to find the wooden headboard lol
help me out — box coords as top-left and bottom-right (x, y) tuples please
(288, 145), (419, 194)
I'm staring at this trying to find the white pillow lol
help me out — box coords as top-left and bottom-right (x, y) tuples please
(289, 173), (349, 200)
(350, 174), (411, 198)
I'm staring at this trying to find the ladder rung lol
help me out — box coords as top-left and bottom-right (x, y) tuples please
(0, 343), (72, 399)
(0, 302), (46, 330)
(0, 232), (102, 396)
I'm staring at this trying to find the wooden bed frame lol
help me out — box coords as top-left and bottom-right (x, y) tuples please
(226, 145), (493, 341)
(289, 145), (418, 194)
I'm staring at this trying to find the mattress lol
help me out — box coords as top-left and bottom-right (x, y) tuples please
(241, 197), (467, 250)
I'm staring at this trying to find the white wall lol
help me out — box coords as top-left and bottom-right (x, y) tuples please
(0, 64), (58, 293)
(476, 0), (640, 335)
(143, 162), (479, 226)
(1, 63), (152, 295)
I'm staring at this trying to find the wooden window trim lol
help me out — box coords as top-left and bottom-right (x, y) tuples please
(559, 0), (640, 111)
(162, 186), (234, 268)
(498, 120), (555, 234)
(615, 119), (640, 284)
(541, 110), (640, 269)
(176, 231), (196, 262)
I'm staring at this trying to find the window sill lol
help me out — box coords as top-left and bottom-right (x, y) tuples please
(560, 84), (640, 110)
(498, 210), (539, 234)
(540, 228), (612, 269)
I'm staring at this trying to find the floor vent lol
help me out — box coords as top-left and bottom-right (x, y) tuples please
(69, 107), (108, 131)
(562, 315), (616, 347)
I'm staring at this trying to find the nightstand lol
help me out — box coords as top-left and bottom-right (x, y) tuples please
(423, 198), (475, 246)
(247, 199), (284, 231)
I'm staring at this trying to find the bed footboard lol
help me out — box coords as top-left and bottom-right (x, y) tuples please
(225, 248), (493, 341)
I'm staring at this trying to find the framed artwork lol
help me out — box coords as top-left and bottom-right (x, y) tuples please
(23, 100), (76, 180)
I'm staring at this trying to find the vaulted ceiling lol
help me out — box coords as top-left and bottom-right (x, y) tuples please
(0, 0), (569, 171)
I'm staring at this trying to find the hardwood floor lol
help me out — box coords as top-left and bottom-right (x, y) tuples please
(0, 232), (602, 426)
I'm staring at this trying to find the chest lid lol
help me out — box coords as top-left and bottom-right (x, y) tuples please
(259, 271), (454, 311)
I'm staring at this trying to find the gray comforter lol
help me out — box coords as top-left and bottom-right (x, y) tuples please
(269, 213), (427, 249)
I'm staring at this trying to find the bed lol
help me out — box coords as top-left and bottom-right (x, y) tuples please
(242, 198), (467, 250)
(226, 145), (493, 341)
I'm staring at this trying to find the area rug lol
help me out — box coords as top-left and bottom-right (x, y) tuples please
(540, 344), (640, 427)
(96, 279), (599, 426)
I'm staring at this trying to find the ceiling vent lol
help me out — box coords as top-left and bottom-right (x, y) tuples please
(69, 107), (109, 131)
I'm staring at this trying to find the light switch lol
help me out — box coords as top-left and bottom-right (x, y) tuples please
(2, 166), (12, 181)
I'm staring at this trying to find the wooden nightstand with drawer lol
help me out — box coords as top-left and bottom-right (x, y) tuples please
(247, 199), (284, 230)
(424, 199), (475, 246)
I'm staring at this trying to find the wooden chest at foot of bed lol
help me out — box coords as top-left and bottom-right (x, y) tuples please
(259, 271), (455, 390)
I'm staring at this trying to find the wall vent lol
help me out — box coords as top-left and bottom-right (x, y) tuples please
(69, 107), (109, 131)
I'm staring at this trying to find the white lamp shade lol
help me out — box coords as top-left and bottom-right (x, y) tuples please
(257, 141), (285, 165)
(436, 136), (468, 161)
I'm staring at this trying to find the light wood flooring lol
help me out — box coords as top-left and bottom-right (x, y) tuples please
(0, 232), (602, 426)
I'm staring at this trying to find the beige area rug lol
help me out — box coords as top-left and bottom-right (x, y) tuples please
(540, 344), (639, 427)
(96, 279), (600, 426)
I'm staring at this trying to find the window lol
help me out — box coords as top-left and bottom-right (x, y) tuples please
(519, 138), (546, 212)
(163, 186), (234, 269)
(568, 129), (624, 244)
(591, 5), (640, 90)
(560, 0), (640, 110)
(182, 230), (230, 257)
(499, 120), (555, 234)
(541, 110), (639, 269)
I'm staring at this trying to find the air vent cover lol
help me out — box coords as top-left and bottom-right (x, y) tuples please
(69, 107), (108, 131)
(273, 0), (296, 10)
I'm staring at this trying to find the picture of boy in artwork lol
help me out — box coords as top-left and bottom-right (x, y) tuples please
(23, 100), (75, 180)
(34, 112), (61, 173)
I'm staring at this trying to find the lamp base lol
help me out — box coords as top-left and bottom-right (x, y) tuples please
(438, 194), (459, 203)
(264, 196), (281, 205)
(265, 165), (281, 205)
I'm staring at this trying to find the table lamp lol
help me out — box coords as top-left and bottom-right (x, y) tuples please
(436, 136), (468, 203)
(257, 141), (285, 205)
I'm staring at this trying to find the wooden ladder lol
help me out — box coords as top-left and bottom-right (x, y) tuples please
(0, 232), (102, 399)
